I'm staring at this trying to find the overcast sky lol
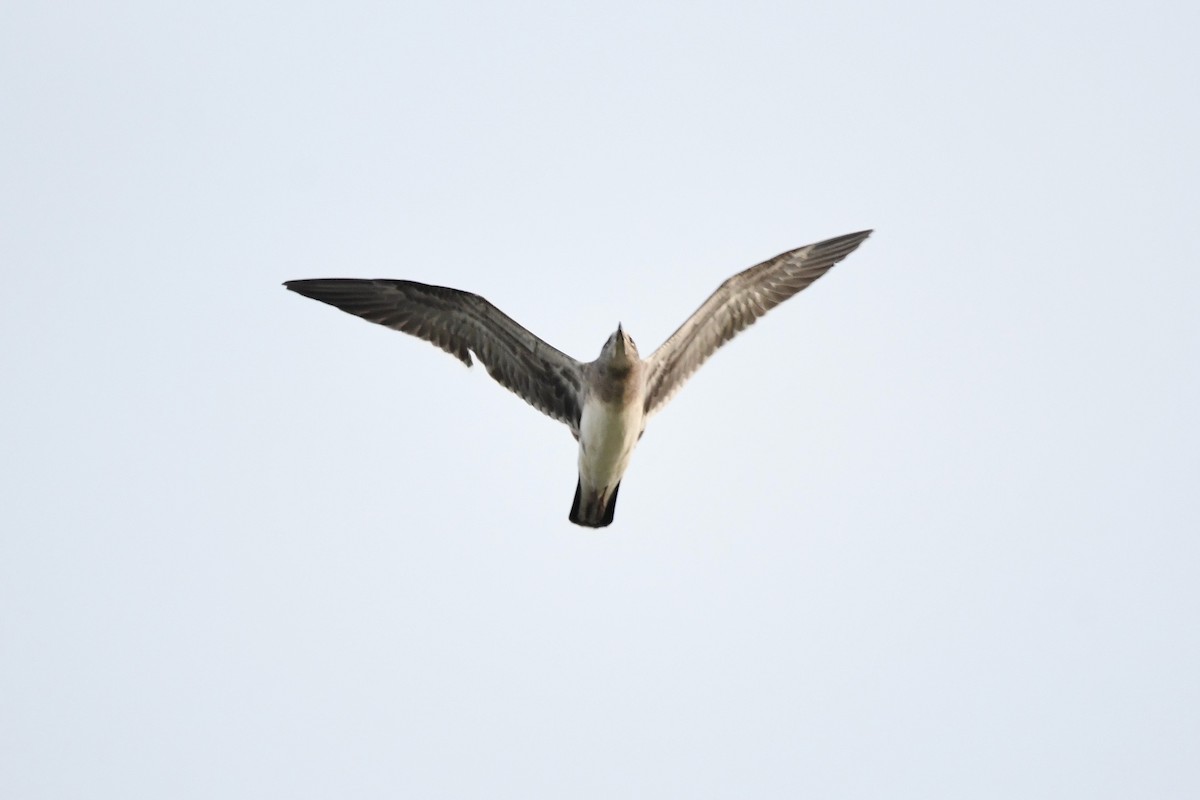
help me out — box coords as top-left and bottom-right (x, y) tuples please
(2, 1), (1198, 797)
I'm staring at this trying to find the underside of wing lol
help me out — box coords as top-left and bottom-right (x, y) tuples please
(285, 278), (585, 434)
(643, 230), (872, 417)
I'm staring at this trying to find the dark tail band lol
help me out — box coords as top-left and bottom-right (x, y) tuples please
(569, 479), (620, 528)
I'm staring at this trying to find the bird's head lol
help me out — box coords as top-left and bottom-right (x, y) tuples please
(601, 323), (639, 366)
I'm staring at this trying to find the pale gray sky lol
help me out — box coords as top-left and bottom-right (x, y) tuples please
(2, 1), (1198, 797)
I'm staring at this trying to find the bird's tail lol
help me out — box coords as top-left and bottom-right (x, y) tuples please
(569, 479), (620, 528)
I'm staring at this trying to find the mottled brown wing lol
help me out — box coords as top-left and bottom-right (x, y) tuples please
(285, 279), (585, 433)
(643, 230), (872, 417)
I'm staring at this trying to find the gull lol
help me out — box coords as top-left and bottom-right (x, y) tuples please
(285, 229), (871, 528)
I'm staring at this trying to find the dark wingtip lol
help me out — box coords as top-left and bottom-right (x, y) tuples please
(283, 279), (321, 296)
(283, 279), (350, 302)
(814, 229), (874, 255)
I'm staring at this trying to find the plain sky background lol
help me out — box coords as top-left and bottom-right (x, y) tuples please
(3, 1), (1198, 797)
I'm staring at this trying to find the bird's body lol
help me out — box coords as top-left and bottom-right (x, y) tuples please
(573, 331), (645, 526)
(285, 229), (872, 528)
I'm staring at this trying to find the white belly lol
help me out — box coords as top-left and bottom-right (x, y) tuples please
(578, 396), (644, 488)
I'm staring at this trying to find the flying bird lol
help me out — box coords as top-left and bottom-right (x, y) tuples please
(285, 229), (871, 528)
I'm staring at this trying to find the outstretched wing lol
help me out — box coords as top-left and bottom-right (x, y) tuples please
(643, 230), (872, 417)
(285, 279), (585, 433)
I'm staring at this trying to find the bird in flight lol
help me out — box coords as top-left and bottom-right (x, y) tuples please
(285, 229), (871, 528)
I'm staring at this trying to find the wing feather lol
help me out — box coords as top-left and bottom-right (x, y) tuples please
(285, 279), (584, 433)
(643, 230), (872, 416)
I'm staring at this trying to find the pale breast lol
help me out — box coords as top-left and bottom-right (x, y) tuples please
(578, 395), (644, 487)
